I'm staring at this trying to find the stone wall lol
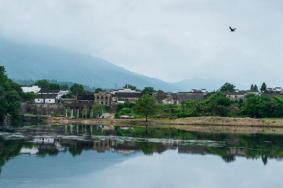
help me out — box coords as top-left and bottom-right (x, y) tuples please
(21, 103), (65, 116)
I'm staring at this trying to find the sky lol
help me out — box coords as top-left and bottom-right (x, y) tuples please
(0, 0), (282, 86)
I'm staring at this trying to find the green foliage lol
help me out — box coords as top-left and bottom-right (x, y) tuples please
(219, 82), (236, 92)
(92, 103), (104, 118)
(123, 84), (137, 90)
(240, 94), (283, 118)
(260, 82), (267, 93)
(201, 92), (232, 116)
(250, 84), (259, 92)
(115, 102), (137, 118)
(95, 88), (104, 93)
(134, 94), (158, 121)
(21, 92), (37, 102)
(180, 100), (202, 117)
(158, 104), (182, 118)
(0, 66), (22, 124)
(142, 87), (154, 95)
(35, 79), (68, 90)
(70, 83), (84, 96)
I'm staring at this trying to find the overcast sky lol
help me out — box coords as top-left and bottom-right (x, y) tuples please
(0, 0), (282, 86)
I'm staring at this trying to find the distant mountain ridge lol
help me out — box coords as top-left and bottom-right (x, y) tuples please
(0, 38), (181, 91)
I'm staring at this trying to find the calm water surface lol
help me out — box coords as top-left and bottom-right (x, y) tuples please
(1, 125), (283, 188)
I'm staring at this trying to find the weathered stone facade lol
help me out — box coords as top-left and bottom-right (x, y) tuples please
(94, 92), (112, 106)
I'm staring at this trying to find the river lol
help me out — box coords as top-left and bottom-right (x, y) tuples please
(0, 124), (283, 188)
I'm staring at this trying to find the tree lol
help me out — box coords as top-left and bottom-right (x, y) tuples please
(142, 87), (154, 95)
(92, 103), (104, 118)
(260, 82), (267, 93)
(240, 94), (283, 118)
(70, 84), (84, 97)
(0, 66), (22, 125)
(220, 82), (236, 92)
(250, 84), (259, 92)
(135, 94), (158, 122)
(253, 85), (258, 92)
(95, 88), (104, 93)
(123, 84), (137, 90)
(35, 80), (62, 90)
(202, 92), (232, 116)
(35, 79), (49, 89)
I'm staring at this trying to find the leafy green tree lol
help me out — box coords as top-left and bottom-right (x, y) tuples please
(123, 84), (137, 90)
(0, 66), (22, 124)
(253, 84), (259, 92)
(142, 87), (154, 95)
(92, 103), (104, 118)
(70, 83), (84, 97)
(35, 79), (49, 89)
(250, 84), (259, 92)
(260, 82), (267, 93)
(220, 82), (236, 92)
(95, 88), (104, 93)
(181, 100), (202, 117)
(202, 92), (232, 116)
(240, 94), (283, 118)
(81, 105), (89, 118)
(134, 94), (158, 122)
(35, 79), (64, 90)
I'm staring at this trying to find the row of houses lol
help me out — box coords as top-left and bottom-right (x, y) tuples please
(22, 85), (283, 105)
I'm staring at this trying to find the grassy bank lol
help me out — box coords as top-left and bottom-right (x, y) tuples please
(46, 116), (283, 135)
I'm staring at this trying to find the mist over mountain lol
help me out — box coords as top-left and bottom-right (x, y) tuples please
(0, 38), (182, 91)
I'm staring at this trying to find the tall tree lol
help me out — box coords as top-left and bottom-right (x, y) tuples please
(123, 84), (137, 90)
(70, 83), (84, 97)
(254, 84), (259, 92)
(250, 84), (259, 92)
(135, 94), (158, 122)
(142, 87), (154, 95)
(92, 103), (104, 118)
(220, 82), (236, 92)
(260, 82), (267, 93)
(0, 66), (22, 125)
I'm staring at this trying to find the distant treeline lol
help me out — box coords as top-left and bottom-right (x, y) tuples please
(117, 83), (283, 119)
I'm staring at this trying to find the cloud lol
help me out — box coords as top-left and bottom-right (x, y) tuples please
(0, 0), (282, 85)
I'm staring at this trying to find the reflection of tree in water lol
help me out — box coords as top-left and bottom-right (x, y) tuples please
(66, 141), (94, 156)
(0, 138), (24, 174)
(222, 155), (236, 163)
(262, 155), (268, 165)
(3, 129), (283, 168)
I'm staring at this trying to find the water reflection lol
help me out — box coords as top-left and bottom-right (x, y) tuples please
(1, 125), (283, 170)
(2, 125), (283, 188)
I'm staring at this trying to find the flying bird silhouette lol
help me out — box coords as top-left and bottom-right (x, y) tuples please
(229, 26), (237, 32)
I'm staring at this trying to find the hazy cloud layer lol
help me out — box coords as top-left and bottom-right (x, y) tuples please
(0, 0), (282, 86)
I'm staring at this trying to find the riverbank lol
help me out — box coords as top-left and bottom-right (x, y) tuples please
(46, 116), (283, 135)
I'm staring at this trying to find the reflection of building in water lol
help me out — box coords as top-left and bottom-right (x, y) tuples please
(92, 139), (179, 155)
(93, 139), (113, 152)
(20, 146), (39, 155)
(63, 124), (115, 136)
(227, 147), (247, 157)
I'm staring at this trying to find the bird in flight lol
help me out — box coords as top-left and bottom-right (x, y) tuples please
(229, 26), (237, 32)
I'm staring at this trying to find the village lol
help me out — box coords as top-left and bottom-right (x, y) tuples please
(20, 82), (283, 120)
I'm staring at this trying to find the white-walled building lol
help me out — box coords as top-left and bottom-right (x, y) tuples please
(111, 88), (142, 104)
(21, 85), (41, 93)
(34, 89), (69, 104)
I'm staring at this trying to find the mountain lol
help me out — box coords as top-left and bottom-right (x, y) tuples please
(0, 38), (179, 91)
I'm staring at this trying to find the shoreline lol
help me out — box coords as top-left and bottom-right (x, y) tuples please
(46, 116), (283, 135)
